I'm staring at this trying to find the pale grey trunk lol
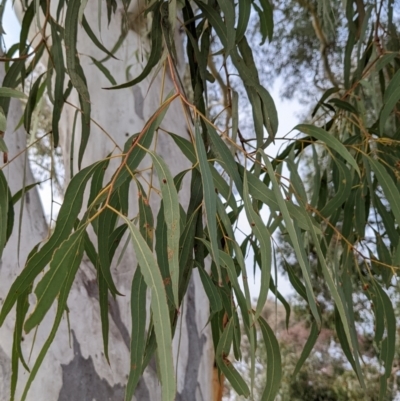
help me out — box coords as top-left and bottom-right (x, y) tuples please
(0, 1), (215, 400)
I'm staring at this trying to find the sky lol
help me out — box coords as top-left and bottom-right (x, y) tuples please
(2, 5), (303, 299)
(3, 1), (20, 48)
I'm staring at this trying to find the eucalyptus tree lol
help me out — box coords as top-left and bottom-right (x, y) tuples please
(0, 1), (400, 401)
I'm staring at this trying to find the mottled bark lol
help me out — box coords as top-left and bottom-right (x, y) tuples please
(0, 1), (214, 400)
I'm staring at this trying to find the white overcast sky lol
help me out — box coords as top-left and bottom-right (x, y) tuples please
(2, 5), (302, 299)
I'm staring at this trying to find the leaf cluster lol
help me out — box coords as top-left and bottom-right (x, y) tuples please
(0, 0), (400, 400)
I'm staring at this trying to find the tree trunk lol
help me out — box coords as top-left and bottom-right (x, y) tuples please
(0, 2), (216, 400)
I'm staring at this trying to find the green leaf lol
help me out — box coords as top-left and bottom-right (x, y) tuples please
(260, 150), (321, 327)
(89, 57), (117, 85)
(97, 193), (123, 297)
(236, 0), (251, 41)
(50, 21), (65, 147)
(311, 87), (340, 117)
(237, 164), (321, 232)
(302, 201), (363, 382)
(65, 0), (91, 167)
(194, 0), (228, 48)
(121, 216), (176, 401)
(195, 120), (221, 283)
(0, 87), (27, 99)
(295, 124), (360, 176)
(11, 282), (33, 400)
(320, 158), (353, 218)
(0, 170), (10, 259)
(83, 232), (110, 362)
(254, 0), (274, 44)
(242, 171), (272, 321)
(155, 202), (174, 305)
(105, 4), (163, 90)
(20, 230), (87, 401)
(137, 181), (154, 248)
(12, 183), (43, 206)
(197, 265), (223, 316)
(150, 151), (180, 307)
(0, 161), (106, 326)
(24, 73), (45, 134)
(216, 319), (250, 396)
(24, 227), (85, 333)
(370, 283), (396, 381)
(328, 98), (359, 114)
(82, 15), (117, 60)
(205, 120), (243, 195)
(368, 156), (400, 226)
(379, 68), (400, 134)
(217, 0), (235, 56)
(258, 316), (282, 401)
(292, 321), (319, 378)
(125, 268), (147, 401)
(110, 93), (173, 194)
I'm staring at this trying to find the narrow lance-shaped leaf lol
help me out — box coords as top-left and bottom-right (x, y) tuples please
(217, 0), (236, 56)
(23, 73), (45, 134)
(150, 151), (180, 307)
(120, 215), (176, 401)
(295, 124), (360, 176)
(195, 119), (221, 283)
(242, 171), (272, 321)
(236, 0), (251, 41)
(292, 321), (319, 378)
(258, 316), (282, 401)
(19, 228), (89, 401)
(379, 68), (400, 133)
(97, 193), (123, 297)
(0, 160), (106, 326)
(368, 156), (400, 226)
(125, 268), (147, 401)
(83, 232), (110, 362)
(82, 15), (118, 60)
(24, 226), (86, 333)
(0, 87), (27, 99)
(50, 21), (65, 147)
(0, 170), (10, 259)
(260, 150), (321, 327)
(302, 200), (363, 381)
(197, 264), (223, 316)
(320, 158), (353, 218)
(205, 119), (243, 195)
(65, 0), (91, 167)
(216, 319), (250, 397)
(105, 4), (163, 90)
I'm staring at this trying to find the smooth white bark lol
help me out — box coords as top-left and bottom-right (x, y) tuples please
(0, 2), (215, 400)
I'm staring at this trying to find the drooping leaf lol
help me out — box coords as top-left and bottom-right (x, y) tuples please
(121, 216), (176, 401)
(105, 4), (163, 90)
(258, 316), (282, 401)
(260, 150), (321, 327)
(379, 68), (400, 134)
(0, 161), (107, 326)
(0, 87), (27, 99)
(195, 120), (221, 283)
(125, 268), (147, 401)
(368, 156), (400, 226)
(65, 0), (91, 167)
(150, 151), (180, 307)
(216, 319), (250, 397)
(197, 265), (223, 316)
(242, 171), (272, 322)
(24, 227), (85, 333)
(295, 124), (360, 176)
